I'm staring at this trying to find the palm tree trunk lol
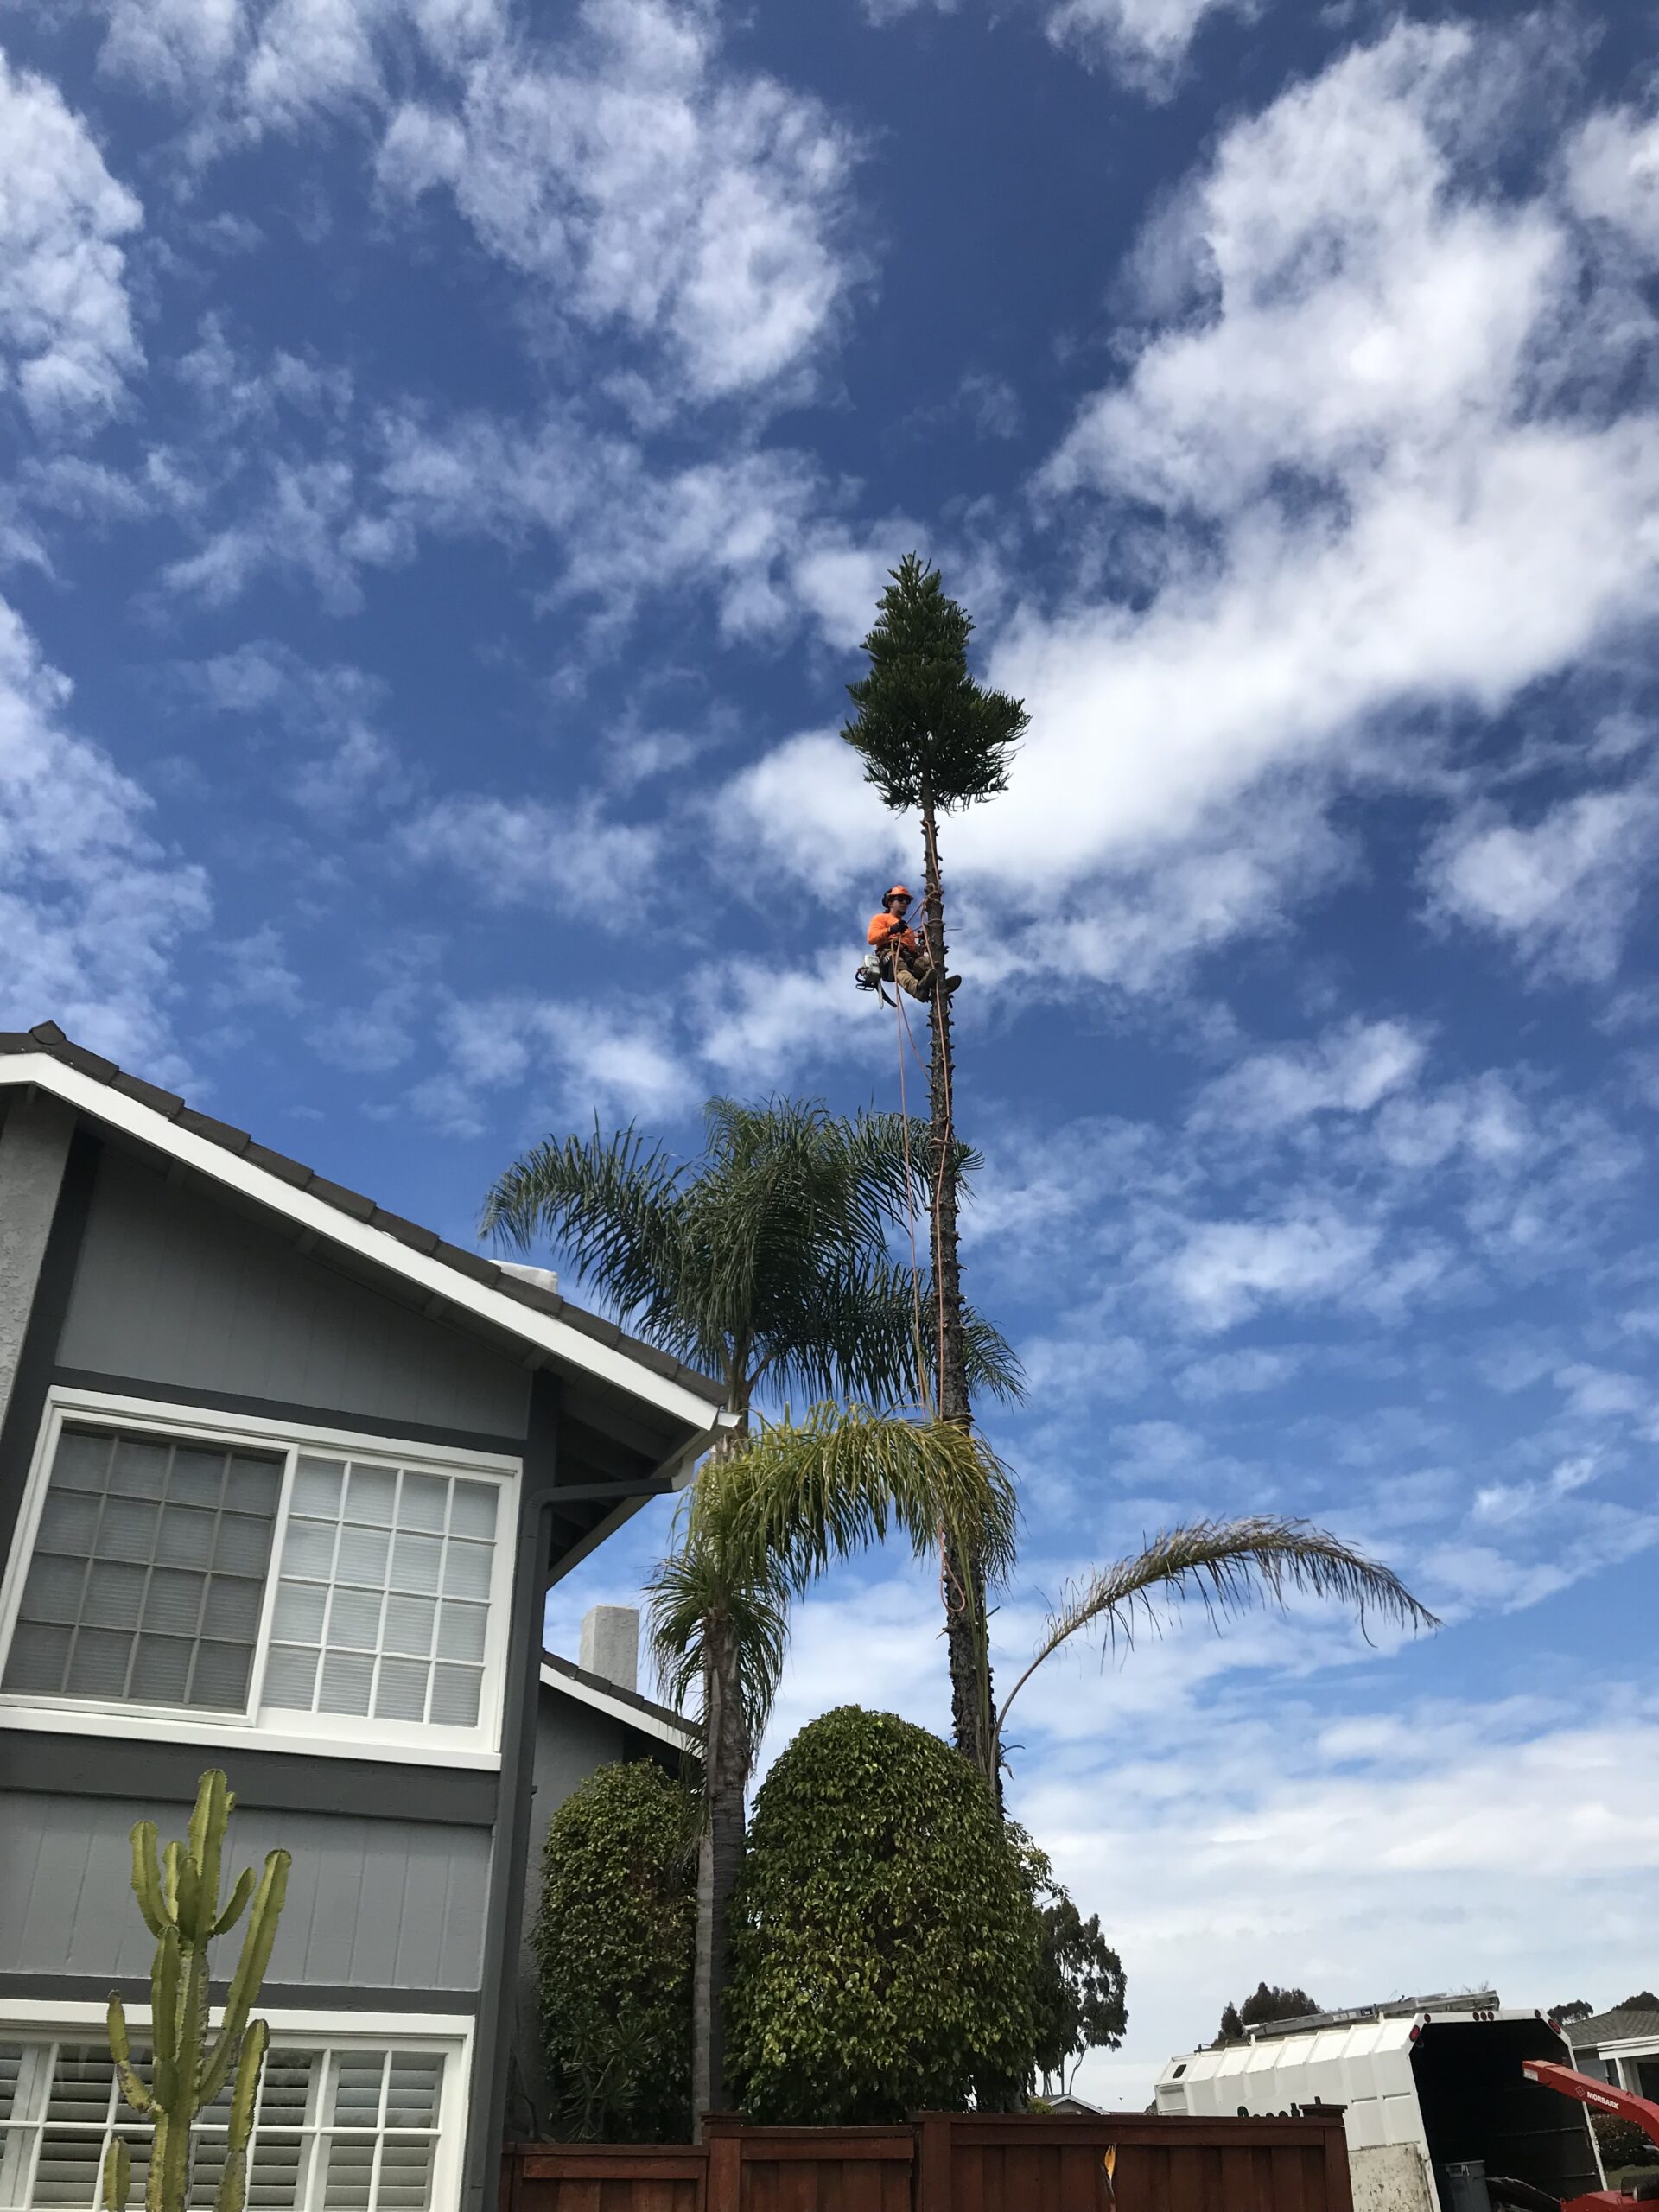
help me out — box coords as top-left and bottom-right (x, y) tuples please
(920, 798), (998, 1793)
(692, 1613), (747, 2135)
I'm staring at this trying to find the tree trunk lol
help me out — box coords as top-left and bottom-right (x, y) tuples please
(920, 800), (998, 1794)
(691, 1615), (747, 2136)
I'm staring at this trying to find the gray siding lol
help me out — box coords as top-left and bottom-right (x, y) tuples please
(0, 1791), (491, 1991)
(0, 1095), (73, 1444)
(59, 1147), (531, 1439)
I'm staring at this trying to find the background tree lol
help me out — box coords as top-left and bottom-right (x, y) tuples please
(727, 1706), (1040, 2124)
(994, 1516), (1438, 1776)
(532, 1762), (697, 2143)
(1027, 1870), (1128, 2097)
(1217, 1984), (1323, 2046)
(1549, 2001), (1594, 2025)
(486, 1095), (1020, 2132)
(842, 556), (1028, 1785)
(1618, 1992), (1659, 2010)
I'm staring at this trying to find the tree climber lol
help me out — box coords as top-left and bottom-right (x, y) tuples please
(865, 885), (960, 1000)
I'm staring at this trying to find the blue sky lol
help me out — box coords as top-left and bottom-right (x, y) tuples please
(3, 0), (1658, 2103)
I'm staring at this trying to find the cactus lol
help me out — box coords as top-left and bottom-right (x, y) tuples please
(102, 1770), (289, 2212)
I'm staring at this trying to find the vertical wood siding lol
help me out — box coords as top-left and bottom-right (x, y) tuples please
(58, 1147), (531, 1438)
(0, 1790), (491, 1989)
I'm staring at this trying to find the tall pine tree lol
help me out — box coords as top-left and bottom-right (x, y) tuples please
(842, 554), (1028, 1785)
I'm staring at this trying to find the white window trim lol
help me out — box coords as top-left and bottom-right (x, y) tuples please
(0, 2001), (473, 2212)
(0, 1389), (520, 1770)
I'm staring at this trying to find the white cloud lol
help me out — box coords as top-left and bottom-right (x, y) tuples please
(1193, 1020), (1426, 1134)
(175, 641), (400, 817)
(716, 22), (1659, 1009)
(0, 54), (142, 432)
(0, 596), (207, 1073)
(408, 988), (700, 1137)
(1161, 1207), (1382, 1332)
(1432, 782), (1659, 982)
(1045, 0), (1249, 95)
(378, 0), (860, 403)
(1566, 105), (1659, 257)
(399, 793), (663, 913)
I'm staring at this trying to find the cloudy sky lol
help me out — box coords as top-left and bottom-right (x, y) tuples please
(4, 0), (1658, 2105)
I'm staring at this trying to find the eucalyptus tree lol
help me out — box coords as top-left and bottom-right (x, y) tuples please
(842, 554), (1029, 1783)
(481, 1096), (1020, 2131)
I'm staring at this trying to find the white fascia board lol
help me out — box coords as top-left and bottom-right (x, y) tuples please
(539, 1662), (696, 1751)
(3, 1053), (729, 1441)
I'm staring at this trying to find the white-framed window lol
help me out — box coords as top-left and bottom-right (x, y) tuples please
(0, 2012), (469, 2212)
(0, 1391), (518, 1763)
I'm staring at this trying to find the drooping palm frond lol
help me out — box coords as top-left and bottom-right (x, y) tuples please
(698, 1403), (1020, 1599)
(995, 1516), (1440, 1740)
(480, 1123), (691, 1343)
(961, 1310), (1026, 1405)
(645, 1505), (792, 1750)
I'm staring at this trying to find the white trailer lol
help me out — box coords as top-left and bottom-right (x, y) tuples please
(1155, 1995), (1602, 2212)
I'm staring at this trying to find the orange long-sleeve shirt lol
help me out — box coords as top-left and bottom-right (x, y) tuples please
(868, 911), (919, 954)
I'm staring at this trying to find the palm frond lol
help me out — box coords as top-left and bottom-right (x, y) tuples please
(697, 1403), (1020, 1597)
(996, 1516), (1439, 1736)
(644, 1508), (792, 1751)
(961, 1310), (1027, 1404)
(480, 1123), (690, 1343)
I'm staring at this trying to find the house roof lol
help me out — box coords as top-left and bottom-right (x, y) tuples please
(1567, 2008), (1659, 2049)
(540, 1649), (700, 1751)
(0, 1023), (727, 1437)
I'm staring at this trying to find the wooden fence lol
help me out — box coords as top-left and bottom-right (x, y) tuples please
(502, 2107), (1354, 2212)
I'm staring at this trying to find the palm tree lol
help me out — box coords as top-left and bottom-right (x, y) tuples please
(842, 555), (1029, 1784)
(647, 1406), (1017, 2132)
(481, 1097), (1022, 2131)
(992, 1516), (1441, 1770)
(480, 1096), (1023, 1423)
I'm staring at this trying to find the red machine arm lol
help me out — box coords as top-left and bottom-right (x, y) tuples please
(1523, 2061), (1659, 2158)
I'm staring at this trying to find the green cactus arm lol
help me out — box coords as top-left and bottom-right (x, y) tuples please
(130, 1824), (168, 1939)
(175, 1852), (203, 1949)
(107, 1997), (154, 2117)
(161, 1842), (183, 1928)
(215, 2018), (270, 2212)
(212, 1867), (257, 1940)
(215, 2025), (270, 2212)
(100, 2134), (132, 2212)
(153, 2107), (191, 2212)
(200, 1853), (289, 2103)
(148, 1927), (181, 2112)
(188, 1773), (233, 1936)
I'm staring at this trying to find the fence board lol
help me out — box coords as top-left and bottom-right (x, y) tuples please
(503, 2106), (1351, 2212)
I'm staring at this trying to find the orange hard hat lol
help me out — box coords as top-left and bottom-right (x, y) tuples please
(886, 884), (913, 902)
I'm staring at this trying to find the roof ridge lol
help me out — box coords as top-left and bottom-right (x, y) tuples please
(0, 1024), (724, 1407)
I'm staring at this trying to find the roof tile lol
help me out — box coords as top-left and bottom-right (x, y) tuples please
(243, 1141), (314, 1186)
(370, 1210), (443, 1256)
(176, 1108), (252, 1154)
(306, 1175), (378, 1221)
(111, 1074), (186, 1119)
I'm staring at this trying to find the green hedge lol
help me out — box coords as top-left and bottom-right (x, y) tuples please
(532, 1760), (696, 2141)
(728, 1706), (1041, 2123)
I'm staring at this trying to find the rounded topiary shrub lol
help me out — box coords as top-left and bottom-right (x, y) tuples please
(533, 1760), (696, 2142)
(727, 1705), (1041, 2124)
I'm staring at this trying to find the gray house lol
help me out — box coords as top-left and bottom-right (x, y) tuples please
(0, 1023), (723, 2212)
(1564, 2009), (1659, 2100)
